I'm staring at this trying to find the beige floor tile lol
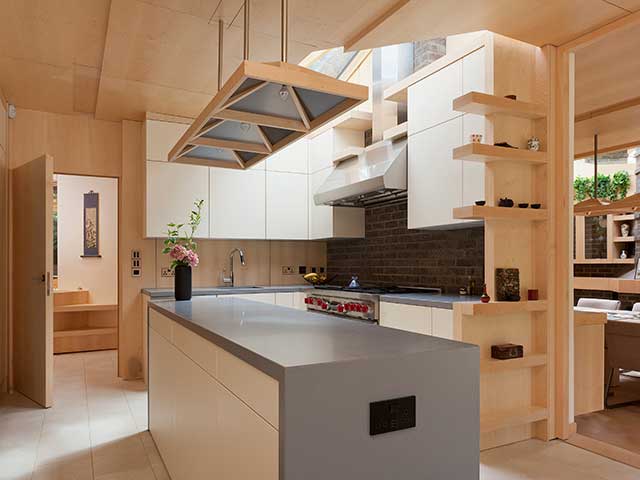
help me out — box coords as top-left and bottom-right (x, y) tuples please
(32, 451), (93, 480)
(91, 435), (152, 478)
(93, 465), (156, 480)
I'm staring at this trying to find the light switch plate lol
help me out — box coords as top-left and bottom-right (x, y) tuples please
(161, 267), (175, 278)
(281, 266), (295, 275)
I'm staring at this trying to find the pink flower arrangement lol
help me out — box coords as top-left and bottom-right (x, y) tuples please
(163, 199), (204, 270)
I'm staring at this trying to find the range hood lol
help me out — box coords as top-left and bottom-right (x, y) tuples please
(315, 44), (412, 207)
(314, 139), (407, 207)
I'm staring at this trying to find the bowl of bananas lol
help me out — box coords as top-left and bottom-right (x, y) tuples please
(302, 272), (335, 285)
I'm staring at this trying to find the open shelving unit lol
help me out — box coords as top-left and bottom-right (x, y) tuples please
(451, 73), (554, 449)
(53, 290), (118, 354)
(574, 213), (635, 264)
(453, 205), (547, 222)
(383, 122), (408, 142)
(453, 143), (547, 165)
(332, 146), (363, 165)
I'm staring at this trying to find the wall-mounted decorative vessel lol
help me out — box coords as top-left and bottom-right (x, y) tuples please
(496, 268), (520, 302)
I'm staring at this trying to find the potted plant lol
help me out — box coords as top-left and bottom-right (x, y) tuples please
(162, 199), (204, 301)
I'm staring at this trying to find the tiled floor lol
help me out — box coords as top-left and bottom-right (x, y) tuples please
(1, 350), (639, 480)
(0, 350), (169, 480)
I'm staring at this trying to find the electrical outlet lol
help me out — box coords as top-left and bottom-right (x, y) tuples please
(281, 266), (295, 275)
(370, 396), (416, 436)
(131, 258), (140, 268)
(131, 268), (141, 277)
(298, 265), (307, 274)
(161, 267), (175, 278)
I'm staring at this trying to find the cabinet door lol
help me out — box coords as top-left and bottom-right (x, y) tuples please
(149, 329), (179, 474)
(308, 129), (333, 173)
(309, 167), (333, 239)
(274, 292), (294, 308)
(267, 138), (308, 174)
(462, 47), (487, 95)
(146, 120), (189, 162)
(146, 161), (210, 238)
(408, 117), (463, 229)
(227, 293), (276, 304)
(432, 308), (454, 340)
(462, 114), (485, 207)
(379, 302), (432, 335)
(210, 168), (266, 239)
(408, 60), (462, 136)
(266, 171), (308, 239)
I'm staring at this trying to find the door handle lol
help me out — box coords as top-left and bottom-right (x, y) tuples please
(46, 272), (51, 296)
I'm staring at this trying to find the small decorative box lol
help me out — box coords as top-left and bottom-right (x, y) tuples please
(491, 343), (524, 360)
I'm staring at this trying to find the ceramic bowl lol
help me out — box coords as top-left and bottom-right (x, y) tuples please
(518, 203), (529, 208)
(475, 200), (486, 206)
(531, 203), (541, 209)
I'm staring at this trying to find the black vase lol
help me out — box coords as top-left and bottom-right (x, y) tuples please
(174, 265), (192, 301)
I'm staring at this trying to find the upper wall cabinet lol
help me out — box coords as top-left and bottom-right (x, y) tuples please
(266, 138), (308, 174)
(408, 60), (462, 137)
(266, 171), (308, 240)
(210, 168), (266, 240)
(146, 161), (210, 238)
(146, 119), (189, 162)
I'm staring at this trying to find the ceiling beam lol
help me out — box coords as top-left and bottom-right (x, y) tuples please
(560, 8), (640, 53)
(191, 119), (224, 140)
(575, 96), (640, 123)
(230, 150), (247, 169)
(191, 137), (270, 154)
(173, 156), (244, 169)
(212, 109), (308, 132)
(343, 0), (410, 51)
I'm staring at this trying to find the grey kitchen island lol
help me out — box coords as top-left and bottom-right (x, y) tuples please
(148, 296), (479, 480)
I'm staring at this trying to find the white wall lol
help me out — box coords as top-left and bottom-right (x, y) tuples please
(57, 175), (118, 304)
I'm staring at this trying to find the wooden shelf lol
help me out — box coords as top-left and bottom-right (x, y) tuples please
(573, 258), (634, 264)
(613, 214), (635, 221)
(333, 110), (372, 131)
(614, 236), (635, 242)
(453, 91), (547, 119)
(481, 354), (547, 374)
(480, 406), (548, 434)
(54, 327), (117, 338)
(453, 205), (547, 222)
(333, 147), (363, 165)
(383, 122), (408, 142)
(54, 303), (118, 313)
(453, 143), (547, 165)
(574, 277), (640, 294)
(459, 300), (547, 316)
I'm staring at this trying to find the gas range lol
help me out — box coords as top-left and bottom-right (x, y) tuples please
(305, 285), (441, 323)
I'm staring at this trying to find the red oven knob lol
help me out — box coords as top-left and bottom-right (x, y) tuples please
(362, 305), (369, 313)
(355, 304), (363, 312)
(304, 297), (310, 304)
(337, 305), (344, 313)
(322, 303), (328, 310)
(315, 298), (322, 306)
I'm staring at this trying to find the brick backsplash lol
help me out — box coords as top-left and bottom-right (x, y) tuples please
(574, 264), (634, 278)
(327, 201), (484, 293)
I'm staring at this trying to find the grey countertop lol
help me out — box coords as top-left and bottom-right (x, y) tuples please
(142, 285), (312, 298)
(149, 296), (475, 380)
(379, 293), (483, 309)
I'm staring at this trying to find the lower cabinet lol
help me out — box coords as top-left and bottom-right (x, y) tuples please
(379, 302), (455, 340)
(149, 311), (278, 480)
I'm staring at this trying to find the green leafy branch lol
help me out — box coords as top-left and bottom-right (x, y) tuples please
(574, 171), (631, 202)
(161, 199), (205, 263)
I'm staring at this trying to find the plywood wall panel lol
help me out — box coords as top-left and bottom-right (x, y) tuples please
(120, 120), (157, 379)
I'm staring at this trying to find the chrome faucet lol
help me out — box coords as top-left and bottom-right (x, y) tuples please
(222, 248), (246, 286)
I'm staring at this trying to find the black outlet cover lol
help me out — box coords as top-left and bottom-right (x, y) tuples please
(299, 266), (307, 274)
(370, 396), (416, 436)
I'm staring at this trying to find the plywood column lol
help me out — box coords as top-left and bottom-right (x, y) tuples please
(119, 121), (157, 379)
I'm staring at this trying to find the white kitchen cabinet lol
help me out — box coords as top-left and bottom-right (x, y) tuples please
(308, 128), (363, 174)
(432, 307), (455, 340)
(408, 59), (462, 136)
(146, 119), (189, 162)
(227, 293), (276, 304)
(408, 117), (464, 229)
(266, 171), (308, 239)
(275, 292), (308, 310)
(462, 114), (486, 207)
(379, 302), (432, 335)
(209, 168), (266, 239)
(146, 160), (210, 238)
(462, 47), (487, 95)
(266, 138), (308, 174)
(309, 166), (365, 240)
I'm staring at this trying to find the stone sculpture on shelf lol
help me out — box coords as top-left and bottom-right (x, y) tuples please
(621, 223), (630, 237)
(495, 268), (520, 302)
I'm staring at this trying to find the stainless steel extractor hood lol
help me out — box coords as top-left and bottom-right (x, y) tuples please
(315, 43), (412, 207)
(314, 138), (407, 207)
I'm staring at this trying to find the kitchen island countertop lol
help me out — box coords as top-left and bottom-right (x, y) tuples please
(142, 284), (311, 298)
(380, 292), (482, 309)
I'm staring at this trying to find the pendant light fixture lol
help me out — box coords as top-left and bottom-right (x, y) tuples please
(168, 0), (368, 169)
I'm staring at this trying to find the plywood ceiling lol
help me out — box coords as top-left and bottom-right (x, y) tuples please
(1, 0), (639, 121)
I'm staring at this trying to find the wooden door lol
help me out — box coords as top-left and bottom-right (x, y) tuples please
(12, 154), (54, 407)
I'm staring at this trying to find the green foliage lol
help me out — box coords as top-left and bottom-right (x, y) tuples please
(573, 171), (631, 202)
(162, 199), (205, 268)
